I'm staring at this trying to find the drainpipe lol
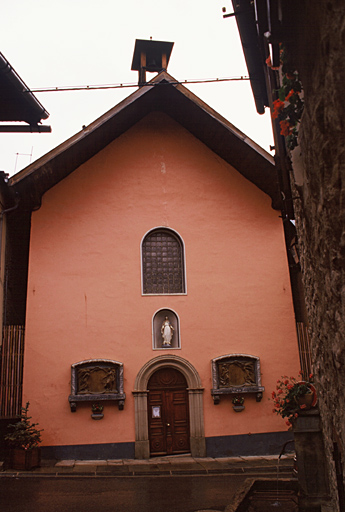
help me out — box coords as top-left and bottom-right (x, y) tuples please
(0, 195), (20, 267)
(0, 195), (20, 329)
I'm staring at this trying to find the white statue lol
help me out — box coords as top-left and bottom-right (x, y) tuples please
(161, 316), (174, 346)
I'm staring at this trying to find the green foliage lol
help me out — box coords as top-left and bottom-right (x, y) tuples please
(232, 395), (244, 406)
(270, 45), (304, 150)
(5, 402), (43, 450)
(271, 375), (314, 426)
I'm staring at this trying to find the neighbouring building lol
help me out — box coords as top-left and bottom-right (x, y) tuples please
(227, 1), (345, 509)
(2, 40), (300, 461)
(0, 51), (50, 456)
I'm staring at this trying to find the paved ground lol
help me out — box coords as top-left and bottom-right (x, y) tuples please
(0, 453), (294, 477)
(0, 455), (296, 512)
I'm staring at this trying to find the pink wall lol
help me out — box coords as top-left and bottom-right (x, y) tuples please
(23, 112), (300, 448)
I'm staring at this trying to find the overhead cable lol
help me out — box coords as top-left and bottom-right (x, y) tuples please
(29, 76), (250, 93)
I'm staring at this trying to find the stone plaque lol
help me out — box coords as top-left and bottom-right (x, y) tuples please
(69, 359), (126, 411)
(77, 367), (117, 394)
(218, 360), (256, 388)
(211, 354), (265, 404)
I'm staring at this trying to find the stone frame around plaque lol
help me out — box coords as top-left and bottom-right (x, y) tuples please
(68, 359), (126, 412)
(211, 354), (264, 404)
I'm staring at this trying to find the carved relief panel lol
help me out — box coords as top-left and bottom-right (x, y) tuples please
(218, 360), (256, 388)
(69, 359), (126, 411)
(77, 366), (118, 394)
(211, 354), (264, 404)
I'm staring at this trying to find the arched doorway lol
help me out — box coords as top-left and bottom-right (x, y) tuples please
(148, 367), (190, 456)
(133, 354), (206, 459)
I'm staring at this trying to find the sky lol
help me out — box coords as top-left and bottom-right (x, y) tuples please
(0, 0), (274, 176)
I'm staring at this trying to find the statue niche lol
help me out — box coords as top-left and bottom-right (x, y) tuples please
(153, 309), (180, 349)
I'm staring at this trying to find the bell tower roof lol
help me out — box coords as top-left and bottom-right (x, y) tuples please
(131, 39), (174, 86)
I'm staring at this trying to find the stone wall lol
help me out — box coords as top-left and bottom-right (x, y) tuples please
(287, 1), (345, 508)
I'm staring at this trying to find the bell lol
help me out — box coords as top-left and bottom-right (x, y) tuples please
(146, 57), (160, 72)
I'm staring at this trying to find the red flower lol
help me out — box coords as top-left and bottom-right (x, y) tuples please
(272, 99), (285, 120)
(273, 99), (284, 111)
(280, 120), (292, 136)
(285, 90), (295, 101)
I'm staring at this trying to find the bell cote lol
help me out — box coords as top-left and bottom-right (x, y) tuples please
(131, 39), (174, 86)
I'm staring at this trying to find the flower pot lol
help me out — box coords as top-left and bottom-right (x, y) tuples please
(297, 391), (314, 410)
(91, 412), (104, 420)
(232, 405), (245, 412)
(9, 447), (41, 470)
(296, 382), (317, 410)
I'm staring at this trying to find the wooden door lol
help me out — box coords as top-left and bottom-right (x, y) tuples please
(148, 367), (190, 456)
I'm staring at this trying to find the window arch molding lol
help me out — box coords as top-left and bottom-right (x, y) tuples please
(140, 227), (187, 295)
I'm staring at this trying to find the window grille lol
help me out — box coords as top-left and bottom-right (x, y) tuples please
(142, 229), (185, 294)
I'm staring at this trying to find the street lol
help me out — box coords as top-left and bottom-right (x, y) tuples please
(0, 474), (246, 512)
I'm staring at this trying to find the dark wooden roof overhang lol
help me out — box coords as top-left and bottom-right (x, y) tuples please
(230, 0), (269, 114)
(10, 73), (280, 210)
(0, 52), (51, 131)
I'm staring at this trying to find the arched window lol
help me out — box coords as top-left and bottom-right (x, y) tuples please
(141, 228), (186, 294)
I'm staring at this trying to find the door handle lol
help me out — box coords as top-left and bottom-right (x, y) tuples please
(166, 423), (170, 427)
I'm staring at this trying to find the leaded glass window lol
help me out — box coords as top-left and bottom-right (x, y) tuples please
(142, 229), (185, 294)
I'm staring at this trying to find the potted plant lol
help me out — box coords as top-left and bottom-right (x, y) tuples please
(5, 402), (43, 470)
(91, 402), (104, 420)
(232, 395), (245, 412)
(271, 374), (317, 426)
(267, 45), (304, 150)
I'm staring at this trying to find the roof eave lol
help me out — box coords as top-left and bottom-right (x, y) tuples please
(230, 0), (268, 114)
(0, 52), (50, 125)
(10, 71), (280, 210)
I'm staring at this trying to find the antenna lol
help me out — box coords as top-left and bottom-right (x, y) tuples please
(14, 147), (33, 173)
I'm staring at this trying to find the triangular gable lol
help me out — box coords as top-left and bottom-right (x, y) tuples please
(10, 72), (280, 210)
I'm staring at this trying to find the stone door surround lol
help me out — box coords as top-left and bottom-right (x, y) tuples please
(133, 354), (206, 459)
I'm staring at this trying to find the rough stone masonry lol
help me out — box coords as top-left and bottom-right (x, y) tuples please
(287, 1), (345, 509)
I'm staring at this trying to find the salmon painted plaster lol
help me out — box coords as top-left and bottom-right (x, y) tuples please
(23, 112), (299, 449)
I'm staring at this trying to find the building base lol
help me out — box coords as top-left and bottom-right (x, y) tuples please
(40, 431), (293, 461)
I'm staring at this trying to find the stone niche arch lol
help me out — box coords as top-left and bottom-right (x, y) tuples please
(133, 354), (206, 459)
(152, 308), (180, 349)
